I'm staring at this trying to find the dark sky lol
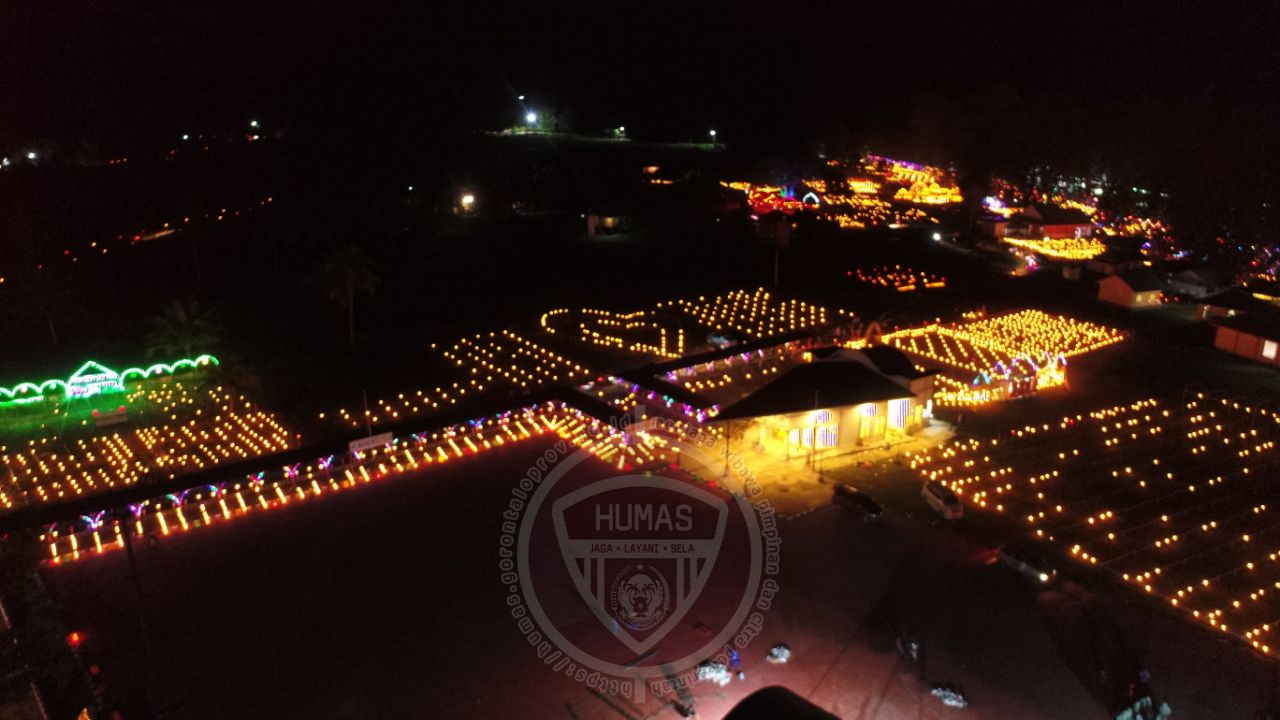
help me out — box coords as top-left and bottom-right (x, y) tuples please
(1, 1), (1277, 205)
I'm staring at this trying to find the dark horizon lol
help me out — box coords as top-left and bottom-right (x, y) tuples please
(2, 2), (1277, 201)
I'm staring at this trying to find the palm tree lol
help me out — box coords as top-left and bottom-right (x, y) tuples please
(7, 274), (78, 346)
(307, 245), (380, 352)
(146, 299), (219, 358)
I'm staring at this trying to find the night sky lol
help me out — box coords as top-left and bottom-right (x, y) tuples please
(1, 2), (1277, 209)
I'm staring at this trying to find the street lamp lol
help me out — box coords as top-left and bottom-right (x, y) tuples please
(525, 111), (538, 125)
(709, 129), (717, 142)
(249, 119), (259, 128)
(26, 152), (36, 161)
(460, 193), (476, 210)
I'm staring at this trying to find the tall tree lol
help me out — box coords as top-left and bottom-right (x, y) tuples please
(307, 245), (380, 352)
(7, 274), (78, 346)
(146, 299), (219, 358)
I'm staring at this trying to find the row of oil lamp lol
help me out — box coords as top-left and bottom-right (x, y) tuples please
(41, 402), (675, 566)
(658, 288), (840, 340)
(541, 307), (686, 358)
(1001, 236), (1108, 261)
(849, 265), (947, 292)
(906, 395), (1280, 654)
(0, 385), (294, 509)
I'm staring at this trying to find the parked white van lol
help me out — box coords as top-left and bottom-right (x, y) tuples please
(922, 481), (963, 520)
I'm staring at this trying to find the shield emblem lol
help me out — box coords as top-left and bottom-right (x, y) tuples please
(552, 476), (728, 655)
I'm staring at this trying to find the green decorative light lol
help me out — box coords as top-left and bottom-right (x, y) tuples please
(0, 354), (219, 406)
(67, 361), (124, 399)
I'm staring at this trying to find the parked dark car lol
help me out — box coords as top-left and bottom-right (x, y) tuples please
(833, 484), (883, 522)
(997, 542), (1057, 585)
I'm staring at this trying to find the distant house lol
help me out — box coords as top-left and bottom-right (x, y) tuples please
(1196, 289), (1270, 320)
(1012, 203), (1095, 239)
(1098, 271), (1165, 308)
(1214, 317), (1280, 367)
(1086, 251), (1144, 275)
(976, 213), (1012, 238)
(585, 204), (625, 236)
(1167, 266), (1235, 299)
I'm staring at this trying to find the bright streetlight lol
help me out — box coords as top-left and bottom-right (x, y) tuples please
(525, 112), (538, 125)
(709, 129), (717, 139)
(249, 119), (259, 128)
(26, 152), (36, 161)
(460, 193), (475, 209)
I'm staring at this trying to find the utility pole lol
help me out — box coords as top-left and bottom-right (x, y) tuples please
(362, 389), (373, 437)
(811, 391), (819, 471)
(723, 420), (731, 478)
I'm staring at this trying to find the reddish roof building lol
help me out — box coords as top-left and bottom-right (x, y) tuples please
(1214, 316), (1280, 367)
(1013, 203), (1095, 239)
(1098, 271), (1165, 308)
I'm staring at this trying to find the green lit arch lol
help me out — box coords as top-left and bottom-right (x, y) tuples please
(1, 354), (220, 406)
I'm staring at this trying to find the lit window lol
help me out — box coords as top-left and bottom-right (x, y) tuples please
(889, 399), (910, 429)
(818, 426), (839, 447)
(1264, 340), (1278, 360)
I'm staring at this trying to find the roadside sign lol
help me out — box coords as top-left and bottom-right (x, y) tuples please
(349, 432), (394, 454)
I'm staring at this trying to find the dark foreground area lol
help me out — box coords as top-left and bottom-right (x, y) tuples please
(44, 437), (1278, 719)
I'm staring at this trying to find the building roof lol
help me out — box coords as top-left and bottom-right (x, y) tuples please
(1215, 311), (1280, 341)
(1114, 270), (1166, 292)
(1172, 265), (1234, 288)
(1089, 249), (1142, 265)
(1198, 288), (1271, 314)
(714, 360), (912, 421)
(1024, 203), (1094, 226)
(855, 344), (936, 380)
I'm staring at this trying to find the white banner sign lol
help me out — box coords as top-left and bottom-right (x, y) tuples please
(349, 432), (394, 454)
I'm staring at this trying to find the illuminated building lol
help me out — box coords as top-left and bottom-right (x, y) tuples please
(1012, 204), (1095, 239)
(1098, 271), (1165, 308)
(1214, 318), (1280, 367)
(679, 344), (935, 461)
